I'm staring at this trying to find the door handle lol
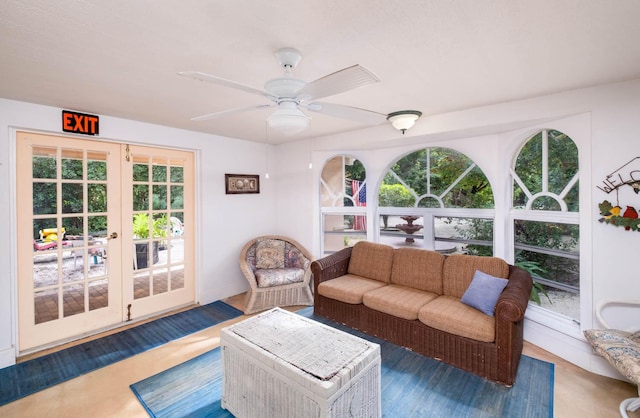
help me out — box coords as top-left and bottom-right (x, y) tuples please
(108, 232), (118, 240)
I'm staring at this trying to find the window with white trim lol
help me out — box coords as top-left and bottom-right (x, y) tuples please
(378, 147), (495, 254)
(511, 129), (580, 320)
(320, 155), (367, 255)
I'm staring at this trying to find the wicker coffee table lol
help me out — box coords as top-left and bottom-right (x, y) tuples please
(220, 308), (381, 418)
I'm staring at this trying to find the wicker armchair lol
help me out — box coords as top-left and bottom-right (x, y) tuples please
(239, 235), (314, 314)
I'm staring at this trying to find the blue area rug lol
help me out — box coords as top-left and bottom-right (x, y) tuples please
(0, 301), (243, 407)
(131, 307), (554, 418)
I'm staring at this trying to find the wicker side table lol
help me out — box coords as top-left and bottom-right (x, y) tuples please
(220, 308), (381, 418)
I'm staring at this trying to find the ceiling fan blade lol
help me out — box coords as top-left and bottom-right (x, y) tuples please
(306, 102), (387, 125)
(191, 104), (274, 121)
(178, 71), (275, 100)
(295, 65), (380, 101)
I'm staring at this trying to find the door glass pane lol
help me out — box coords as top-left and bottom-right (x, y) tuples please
(89, 279), (108, 311)
(86, 244), (107, 277)
(153, 212), (168, 237)
(133, 162), (149, 181)
(152, 185), (167, 210)
(88, 215), (107, 237)
(62, 183), (83, 213)
(88, 184), (107, 212)
(34, 289), (59, 324)
(134, 274), (150, 299)
(170, 213), (184, 236)
(170, 238), (185, 264)
(89, 279), (109, 311)
(133, 185), (149, 211)
(152, 161), (168, 182)
(171, 266), (185, 290)
(61, 149), (83, 180)
(33, 256), (58, 288)
(33, 218), (57, 242)
(63, 283), (85, 317)
(170, 186), (184, 209)
(87, 152), (107, 181)
(170, 166), (184, 183)
(32, 147), (57, 179)
(33, 183), (57, 214)
(155, 241), (168, 268)
(62, 252), (84, 284)
(153, 273), (168, 295)
(62, 216), (84, 238)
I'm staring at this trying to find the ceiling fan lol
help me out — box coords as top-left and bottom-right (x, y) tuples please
(178, 47), (387, 135)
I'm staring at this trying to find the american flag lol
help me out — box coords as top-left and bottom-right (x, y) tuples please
(351, 180), (366, 230)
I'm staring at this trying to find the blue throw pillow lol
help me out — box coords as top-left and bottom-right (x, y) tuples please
(460, 270), (509, 316)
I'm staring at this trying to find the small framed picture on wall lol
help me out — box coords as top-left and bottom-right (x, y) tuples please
(225, 173), (260, 194)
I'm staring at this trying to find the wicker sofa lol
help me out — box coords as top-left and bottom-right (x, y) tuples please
(311, 241), (533, 386)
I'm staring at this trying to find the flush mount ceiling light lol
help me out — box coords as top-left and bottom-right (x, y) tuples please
(387, 110), (422, 134)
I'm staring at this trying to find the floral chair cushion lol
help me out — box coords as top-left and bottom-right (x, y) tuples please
(256, 239), (285, 269)
(255, 268), (305, 288)
(284, 242), (310, 269)
(584, 328), (640, 386)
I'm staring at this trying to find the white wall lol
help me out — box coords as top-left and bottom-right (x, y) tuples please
(0, 98), (277, 367)
(276, 79), (640, 380)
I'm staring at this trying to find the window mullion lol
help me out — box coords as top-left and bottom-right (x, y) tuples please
(542, 129), (549, 193)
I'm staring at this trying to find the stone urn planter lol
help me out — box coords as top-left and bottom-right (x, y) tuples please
(396, 216), (423, 243)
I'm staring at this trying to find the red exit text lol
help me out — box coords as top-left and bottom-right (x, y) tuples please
(62, 110), (99, 135)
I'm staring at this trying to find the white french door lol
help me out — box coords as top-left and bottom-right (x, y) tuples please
(16, 132), (195, 352)
(122, 144), (195, 319)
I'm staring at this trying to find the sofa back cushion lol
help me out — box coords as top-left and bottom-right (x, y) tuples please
(390, 248), (445, 294)
(442, 254), (509, 298)
(347, 241), (394, 283)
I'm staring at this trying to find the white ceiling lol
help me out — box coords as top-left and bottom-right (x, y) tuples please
(2, 0), (640, 144)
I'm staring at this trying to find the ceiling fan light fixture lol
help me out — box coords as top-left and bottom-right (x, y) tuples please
(387, 110), (422, 134)
(181, 47), (383, 135)
(268, 102), (310, 135)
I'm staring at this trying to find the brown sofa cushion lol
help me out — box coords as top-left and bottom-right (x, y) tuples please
(347, 241), (394, 283)
(317, 274), (387, 304)
(363, 284), (438, 320)
(418, 295), (496, 342)
(442, 254), (509, 299)
(390, 248), (445, 294)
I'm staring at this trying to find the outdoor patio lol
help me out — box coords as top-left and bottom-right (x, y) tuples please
(32, 241), (184, 324)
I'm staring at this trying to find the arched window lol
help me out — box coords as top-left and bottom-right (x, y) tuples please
(378, 147), (494, 254)
(511, 129), (580, 320)
(320, 155), (367, 255)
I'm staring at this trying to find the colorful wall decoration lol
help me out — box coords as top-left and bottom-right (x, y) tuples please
(597, 157), (640, 231)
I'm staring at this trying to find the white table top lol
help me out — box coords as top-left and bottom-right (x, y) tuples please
(226, 308), (378, 381)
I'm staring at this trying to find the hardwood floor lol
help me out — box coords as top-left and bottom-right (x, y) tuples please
(0, 294), (637, 418)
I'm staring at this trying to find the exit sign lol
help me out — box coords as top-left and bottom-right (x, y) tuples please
(62, 110), (99, 136)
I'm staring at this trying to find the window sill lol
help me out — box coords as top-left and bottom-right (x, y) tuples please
(525, 302), (584, 341)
